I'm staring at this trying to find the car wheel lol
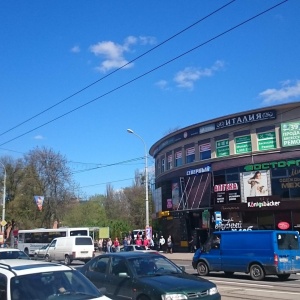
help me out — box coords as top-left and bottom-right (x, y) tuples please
(197, 261), (209, 276)
(277, 274), (290, 280)
(64, 255), (71, 265)
(250, 264), (265, 281)
(45, 254), (51, 262)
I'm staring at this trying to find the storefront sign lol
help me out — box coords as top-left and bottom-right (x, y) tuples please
(215, 109), (276, 130)
(244, 159), (300, 171)
(235, 135), (252, 154)
(278, 222), (290, 230)
(281, 121), (300, 147)
(186, 165), (211, 176)
(216, 139), (229, 157)
(214, 218), (253, 231)
(214, 183), (240, 204)
(247, 199), (280, 208)
(257, 131), (276, 151)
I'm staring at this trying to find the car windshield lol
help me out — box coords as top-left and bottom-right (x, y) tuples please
(10, 270), (102, 299)
(129, 255), (183, 276)
(0, 251), (29, 259)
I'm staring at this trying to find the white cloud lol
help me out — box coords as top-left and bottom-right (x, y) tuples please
(155, 80), (169, 90)
(174, 60), (224, 90)
(90, 35), (156, 72)
(71, 45), (80, 53)
(259, 80), (300, 104)
(34, 135), (45, 140)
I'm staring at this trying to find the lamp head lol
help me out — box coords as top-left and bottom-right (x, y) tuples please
(127, 129), (134, 134)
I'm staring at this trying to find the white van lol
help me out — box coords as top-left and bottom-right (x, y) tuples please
(45, 236), (94, 265)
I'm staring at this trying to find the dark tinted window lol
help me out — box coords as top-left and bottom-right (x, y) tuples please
(277, 233), (299, 250)
(75, 237), (93, 245)
(70, 230), (89, 236)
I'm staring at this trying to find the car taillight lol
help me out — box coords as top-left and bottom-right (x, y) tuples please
(274, 253), (278, 265)
(72, 251), (76, 258)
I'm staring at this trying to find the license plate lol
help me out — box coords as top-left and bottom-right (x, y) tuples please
(81, 251), (88, 254)
(279, 257), (288, 262)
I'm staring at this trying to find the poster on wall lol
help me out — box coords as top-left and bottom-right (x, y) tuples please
(214, 183), (241, 204)
(172, 183), (180, 210)
(240, 170), (271, 202)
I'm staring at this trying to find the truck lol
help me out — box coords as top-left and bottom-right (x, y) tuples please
(192, 230), (300, 280)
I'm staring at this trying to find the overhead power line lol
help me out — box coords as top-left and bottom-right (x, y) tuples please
(0, 0), (236, 138)
(0, 0), (288, 148)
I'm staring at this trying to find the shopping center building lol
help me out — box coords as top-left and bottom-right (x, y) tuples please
(149, 102), (300, 252)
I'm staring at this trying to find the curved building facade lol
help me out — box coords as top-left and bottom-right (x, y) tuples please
(149, 102), (300, 252)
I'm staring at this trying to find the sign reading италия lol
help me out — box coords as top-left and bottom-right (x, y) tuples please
(281, 121), (300, 147)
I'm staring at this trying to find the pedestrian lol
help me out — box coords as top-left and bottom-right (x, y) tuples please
(167, 235), (173, 254)
(102, 238), (107, 253)
(159, 236), (165, 252)
(135, 236), (142, 246)
(98, 238), (103, 252)
(107, 238), (112, 253)
(189, 236), (195, 253)
(114, 237), (120, 252)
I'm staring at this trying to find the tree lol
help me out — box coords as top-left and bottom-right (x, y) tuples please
(6, 147), (76, 229)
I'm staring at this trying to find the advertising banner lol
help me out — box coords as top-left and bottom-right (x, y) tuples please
(214, 182), (241, 204)
(240, 170), (271, 202)
(281, 121), (300, 147)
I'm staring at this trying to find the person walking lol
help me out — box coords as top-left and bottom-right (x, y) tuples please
(107, 238), (112, 253)
(159, 236), (165, 252)
(167, 235), (173, 254)
(114, 237), (120, 252)
(189, 236), (196, 253)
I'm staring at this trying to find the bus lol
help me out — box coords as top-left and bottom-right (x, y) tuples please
(17, 227), (89, 256)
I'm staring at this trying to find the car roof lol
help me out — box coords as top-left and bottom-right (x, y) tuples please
(0, 260), (73, 276)
(0, 248), (22, 252)
(99, 252), (162, 258)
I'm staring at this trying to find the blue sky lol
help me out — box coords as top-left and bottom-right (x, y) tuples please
(0, 0), (299, 198)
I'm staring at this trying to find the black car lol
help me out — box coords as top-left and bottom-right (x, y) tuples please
(79, 252), (221, 300)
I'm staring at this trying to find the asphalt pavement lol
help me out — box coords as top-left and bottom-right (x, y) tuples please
(161, 251), (194, 261)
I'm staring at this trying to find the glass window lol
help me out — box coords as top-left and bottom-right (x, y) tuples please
(271, 168), (288, 177)
(216, 139), (230, 157)
(186, 147), (195, 164)
(161, 157), (165, 173)
(199, 143), (211, 160)
(277, 233), (299, 250)
(175, 151), (182, 167)
(257, 131), (277, 151)
(235, 135), (252, 154)
(258, 211), (274, 229)
(167, 154), (172, 170)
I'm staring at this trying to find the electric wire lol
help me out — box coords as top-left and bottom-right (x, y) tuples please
(0, 0), (236, 138)
(0, 0), (288, 148)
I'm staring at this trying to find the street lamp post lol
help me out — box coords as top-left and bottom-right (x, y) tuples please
(0, 162), (7, 233)
(127, 129), (149, 228)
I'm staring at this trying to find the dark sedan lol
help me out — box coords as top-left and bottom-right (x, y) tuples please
(79, 252), (221, 300)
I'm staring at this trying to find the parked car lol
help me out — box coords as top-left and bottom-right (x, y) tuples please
(80, 252), (221, 300)
(192, 230), (300, 281)
(0, 259), (112, 300)
(34, 244), (49, 259)
(0, 248), (30, 260)
(120, 245), (157, 253)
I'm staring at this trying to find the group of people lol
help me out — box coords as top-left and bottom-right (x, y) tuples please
(159, 234), (173, 253)
(94, 232), (174, 253)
